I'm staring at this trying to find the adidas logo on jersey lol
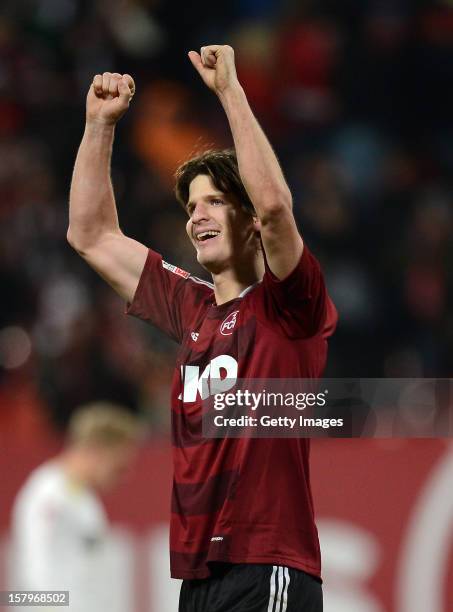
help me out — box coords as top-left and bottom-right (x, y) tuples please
(191, 332), (199, 342)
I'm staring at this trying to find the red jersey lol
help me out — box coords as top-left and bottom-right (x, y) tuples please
(127, 245), (337, 580)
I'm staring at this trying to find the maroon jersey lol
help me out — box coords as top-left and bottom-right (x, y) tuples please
(127, 245), (337, 580)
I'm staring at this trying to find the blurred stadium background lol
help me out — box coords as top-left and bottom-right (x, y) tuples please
(0, 1), (452, 611)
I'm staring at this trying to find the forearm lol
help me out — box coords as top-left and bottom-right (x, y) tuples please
(68, 122), (121, 252)
(219, 85), (292, 217)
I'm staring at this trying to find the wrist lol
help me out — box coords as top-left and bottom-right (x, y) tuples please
(217, 82), (245, 106)
(85, 119), (117, 136)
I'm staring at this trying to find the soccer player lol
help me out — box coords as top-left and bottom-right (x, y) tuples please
(11, 402), (140, 612)
(68, 45), (337, 612)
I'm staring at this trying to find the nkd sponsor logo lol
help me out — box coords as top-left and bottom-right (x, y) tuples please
(179, 355), (238, 402)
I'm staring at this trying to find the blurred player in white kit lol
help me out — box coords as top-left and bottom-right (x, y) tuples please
(10, 402), (141, 612)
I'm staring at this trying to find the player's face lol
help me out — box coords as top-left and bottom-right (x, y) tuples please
(185, 174), (257, 272)
(93, 443), (137, 490)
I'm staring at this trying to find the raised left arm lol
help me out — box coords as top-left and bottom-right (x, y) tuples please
(189, 45), (303, 279)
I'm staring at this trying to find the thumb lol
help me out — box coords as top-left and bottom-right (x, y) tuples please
(118, 76), (133, 104)
(188, 51), (204, 75)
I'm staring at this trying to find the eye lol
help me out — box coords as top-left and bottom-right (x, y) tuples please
(211, 198), (223, 206)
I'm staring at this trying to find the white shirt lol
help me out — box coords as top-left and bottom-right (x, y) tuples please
(11, 461), (111, 612)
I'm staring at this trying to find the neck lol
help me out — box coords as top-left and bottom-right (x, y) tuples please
(59, 448), (94, 489)
(211, 255), (265, 305)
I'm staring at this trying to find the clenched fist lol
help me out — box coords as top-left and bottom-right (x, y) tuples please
(188, 45), (240, 95)
(86, 72), (135, 126)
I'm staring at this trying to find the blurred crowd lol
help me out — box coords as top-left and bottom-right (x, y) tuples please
(0, 0), (452, 439)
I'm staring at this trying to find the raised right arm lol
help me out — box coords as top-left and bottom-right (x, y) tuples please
(67, 72), (148, 302)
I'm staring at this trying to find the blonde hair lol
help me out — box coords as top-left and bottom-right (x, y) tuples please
(67, 402), (142, 447)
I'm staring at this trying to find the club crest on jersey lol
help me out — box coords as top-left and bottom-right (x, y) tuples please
(191, 332), (199, 342)
(162, 260), (190, 279)
(220, 310), (239, 336)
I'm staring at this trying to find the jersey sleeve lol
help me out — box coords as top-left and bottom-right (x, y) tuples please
(12, 491), (68, 591)
(126, 249), (210, 343)
(255, 245), (338, 339)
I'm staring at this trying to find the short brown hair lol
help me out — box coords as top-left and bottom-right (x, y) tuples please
(174, 149), (255, 215)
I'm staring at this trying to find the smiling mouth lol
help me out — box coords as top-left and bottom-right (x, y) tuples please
(195, 230), (221, 242)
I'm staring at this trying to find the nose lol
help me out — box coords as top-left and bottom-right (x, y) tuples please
(191, 201), (210, 224)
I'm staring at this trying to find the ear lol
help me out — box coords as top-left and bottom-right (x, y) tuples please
(253, 216), (262, 233)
